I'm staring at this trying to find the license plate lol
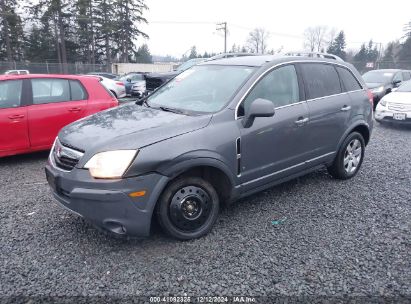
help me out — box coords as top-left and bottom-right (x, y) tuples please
(393, 113), (406, 120)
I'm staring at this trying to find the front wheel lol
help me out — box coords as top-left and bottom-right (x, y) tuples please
(327, 132), (365, 180)
(156, 177), (219, 240)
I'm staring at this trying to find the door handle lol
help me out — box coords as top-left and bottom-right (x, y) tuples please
(295, 117), (309, 126)
(341, 105), (351, 111)
(8, 114), (25, 119)
(68, 107), (82, 112)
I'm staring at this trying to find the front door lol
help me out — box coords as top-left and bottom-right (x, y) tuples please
(237, 64), (310, 192)
(0, 79), (30, 154)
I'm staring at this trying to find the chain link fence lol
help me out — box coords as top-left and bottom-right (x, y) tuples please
(0, 61), (108, 75)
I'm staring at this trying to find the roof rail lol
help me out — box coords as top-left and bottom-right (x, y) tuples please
(205, 52), (258, 61)
(284, 51), (344, 62)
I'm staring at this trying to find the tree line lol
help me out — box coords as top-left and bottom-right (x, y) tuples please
(0, 0), (151, 72)
(303, 24), (411, 71)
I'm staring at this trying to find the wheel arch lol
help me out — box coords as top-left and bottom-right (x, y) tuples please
(160, 158), (238, 206)
(338, 121), (371, 149)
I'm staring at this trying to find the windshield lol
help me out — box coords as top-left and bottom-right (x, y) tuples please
(397, 80), (411, 92)
(147, 65), (255, 113)
(362, 71), (394, 83)
(176, 59), (204, 72)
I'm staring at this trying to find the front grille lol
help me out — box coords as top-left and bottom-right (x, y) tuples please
(388, 103), (411, 112)
(52, 139), (84, 171)
(145, 77), (165, 91)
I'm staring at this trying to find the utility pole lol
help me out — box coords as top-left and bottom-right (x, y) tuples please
(216, 22), (227, 53)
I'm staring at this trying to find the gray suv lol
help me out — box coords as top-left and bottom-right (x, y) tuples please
(45, 55), (374, 240)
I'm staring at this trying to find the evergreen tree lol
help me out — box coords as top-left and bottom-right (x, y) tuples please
(25, 24), (55, 62)
(94, 0), (116, 70)
(136, 43), (152, 63)
(0, 0), (25, 62)
(75, 0), (96, 64)
(327, 31), (346, 60)
(114, 0), (148, 63)
(398, 37), (411, 67)
(188, 46), (197, 59)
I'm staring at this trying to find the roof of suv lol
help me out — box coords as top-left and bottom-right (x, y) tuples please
(200, 55), (348, 67)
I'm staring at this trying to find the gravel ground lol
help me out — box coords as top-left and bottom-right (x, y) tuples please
(0, 123), (410, 303)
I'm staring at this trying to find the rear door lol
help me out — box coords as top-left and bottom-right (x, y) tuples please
(27, 78), (87, 148)
(299, 63), (351, 161)
(0, 79), (30, 153)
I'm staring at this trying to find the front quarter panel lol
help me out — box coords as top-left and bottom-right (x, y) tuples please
(124, 110), (240, 188)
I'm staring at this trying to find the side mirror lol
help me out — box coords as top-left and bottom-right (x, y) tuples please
(242, 98), (275, 128)
(126, 78), (131, 83)
(393, 79), (401, 87)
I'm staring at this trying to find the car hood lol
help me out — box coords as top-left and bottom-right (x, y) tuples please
(382, 92), (411, 104)
(366, 82), (385, 89)
(58, 103), (212, 152)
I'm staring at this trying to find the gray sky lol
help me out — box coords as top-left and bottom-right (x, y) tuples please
(139, 0), (411, 57)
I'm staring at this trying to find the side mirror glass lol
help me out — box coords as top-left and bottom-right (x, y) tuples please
(127, 78), (131, 83)
(242, 98), (275, 128)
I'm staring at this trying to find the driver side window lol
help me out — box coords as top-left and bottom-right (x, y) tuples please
(238, 65), (300, 117)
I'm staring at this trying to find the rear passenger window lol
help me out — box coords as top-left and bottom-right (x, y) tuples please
(32, 79), (70, 104)
(240, 65), (300, 116)
(300, 64), (341, 99)
(336, 67), (362, 92)
(0, 80), (23, 109)
(70, 80), (87, 100)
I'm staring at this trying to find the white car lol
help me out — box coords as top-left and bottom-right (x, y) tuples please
(88, 75), (126, 98)
(375, 80), (411, 125)
(4, 70), (29, 75)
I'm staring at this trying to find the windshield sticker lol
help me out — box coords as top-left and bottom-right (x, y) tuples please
(175, 69), (195, 82)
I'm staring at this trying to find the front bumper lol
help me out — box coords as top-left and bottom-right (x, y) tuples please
(375, 107), (411, 124)
(45, 163), (169, 237)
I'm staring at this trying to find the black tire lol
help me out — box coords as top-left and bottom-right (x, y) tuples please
(156, 177), (219, 240)
(327, 132), (365, 180)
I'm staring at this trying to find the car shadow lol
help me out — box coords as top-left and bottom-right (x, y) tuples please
(0, 150), (49, 165)
(377, 122), (411, 131)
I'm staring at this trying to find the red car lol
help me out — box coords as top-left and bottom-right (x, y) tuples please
(0, 74), (118, 158)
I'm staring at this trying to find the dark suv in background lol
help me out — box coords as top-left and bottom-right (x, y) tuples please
(46, 55), (373, 240)
(362, 69), (411, 107)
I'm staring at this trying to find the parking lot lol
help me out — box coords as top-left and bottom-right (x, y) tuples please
(0, 123), (410, 301)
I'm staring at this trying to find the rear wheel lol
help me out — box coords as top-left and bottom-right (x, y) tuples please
(327, 132), (365, 180)
(156, 177), (219, 240)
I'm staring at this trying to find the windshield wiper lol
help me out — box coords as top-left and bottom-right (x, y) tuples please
(135, 95), (151, 108)
(159, 106), (185, 114)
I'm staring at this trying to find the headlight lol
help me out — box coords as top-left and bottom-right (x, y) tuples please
(84, 150), (137, 179)
(379, 99), (387, 107)
(373, 86), (384, 93)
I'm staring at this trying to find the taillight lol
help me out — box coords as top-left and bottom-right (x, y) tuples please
(366, 89), (374, 108)
(116, 82), (125, 86)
